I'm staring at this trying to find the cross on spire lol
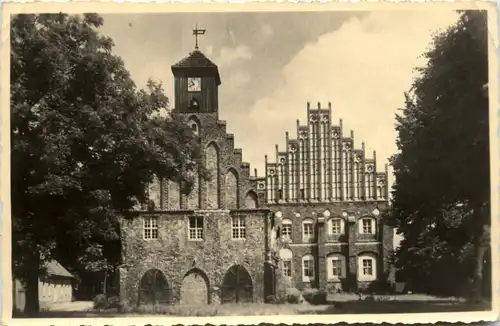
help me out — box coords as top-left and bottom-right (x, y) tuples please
(193, 24), (206, 50)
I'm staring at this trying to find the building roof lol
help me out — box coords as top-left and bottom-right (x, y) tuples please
(46, 260), (74, 278)
(171, 49), (218, 69)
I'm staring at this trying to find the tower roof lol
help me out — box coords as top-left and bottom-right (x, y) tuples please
(171, 49), (221, 85)
(172, 49), (218, 69)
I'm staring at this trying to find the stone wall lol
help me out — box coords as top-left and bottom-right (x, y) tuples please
(119, 208), (271, 305)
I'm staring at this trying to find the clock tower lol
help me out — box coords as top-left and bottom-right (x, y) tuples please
(171, 29), (221, 115)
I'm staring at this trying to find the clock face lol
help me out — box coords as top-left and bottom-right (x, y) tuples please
(188, 77), (201, 92)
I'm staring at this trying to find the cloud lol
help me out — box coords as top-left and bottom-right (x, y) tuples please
(239, 11), (459, 175)
(224, 70), (251, 89)
(233, 11), (460, 249)
(216, 44), (253, 67)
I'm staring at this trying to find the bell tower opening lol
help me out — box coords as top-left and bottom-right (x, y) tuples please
(171, 27), (221, 116)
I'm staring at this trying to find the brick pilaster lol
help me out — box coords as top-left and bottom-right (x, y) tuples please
(317, 216), (326, 289)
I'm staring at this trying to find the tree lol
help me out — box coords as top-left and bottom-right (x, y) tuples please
(11, 13), (207, 315)
(387, 10), (490, 298)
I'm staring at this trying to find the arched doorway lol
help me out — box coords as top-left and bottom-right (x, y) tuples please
(181, 268), (210, 305)
(221, 265), (253, 303)
(138, 269), (171, 305)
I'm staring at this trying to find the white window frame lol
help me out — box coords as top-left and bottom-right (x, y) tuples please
(279, 248), (293, 278)
(231, 215), (246, 239)
(283, 259), (292, 278)
(359, 217), (376, 235)
(282, 219), (292, 242)
(327, 254), (346, 280)
(188, 215), (204, 240)
(302, 219), (314, 242)
(302, 254), (315, 282)
(328, 218), (345, 235)
(357, 253), (377, 281)
(143, 216), (159, 240)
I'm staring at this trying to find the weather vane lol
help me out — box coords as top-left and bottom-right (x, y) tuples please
(193, 24), (206, 50)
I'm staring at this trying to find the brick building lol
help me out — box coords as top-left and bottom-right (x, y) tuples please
(118, 44), (394, 306)
(264, 103), (394, 294)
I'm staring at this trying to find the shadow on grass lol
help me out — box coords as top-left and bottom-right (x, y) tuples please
(311, 300), (492, 315)
(12, 300), (492, 318)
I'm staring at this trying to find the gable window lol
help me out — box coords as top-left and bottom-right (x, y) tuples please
(232, 215), (246, 239)
(328, 218), (345, 235)
(302, 219), (314, 242)
(327, 254), (346, 280)
(302, 254), (315, 282)
(282, 219), (292, 242)
(143, 216), (158, 240)
(357, 253), (377, 281)
(188, 216), (204, 240)
(359, 217), (376, 235)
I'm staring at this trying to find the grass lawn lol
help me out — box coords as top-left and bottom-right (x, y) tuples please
(13, 294), (491, 318)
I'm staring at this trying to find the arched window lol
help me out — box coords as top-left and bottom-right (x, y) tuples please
(188, 116), (200, 136)
(302, 219), (314, 242)
(206, 142), (219, 209)
(279, 249), (293, 278)
(281, 219), (292, 242)
(225, 169), (238, 209)
(357, 253), (377, 281)
(327, 253), (346, 280)
(244, 191), (258, 209)
(302, 254), (315, 282)
(359, 217), (376, 235)
(327, 218), (345, 235)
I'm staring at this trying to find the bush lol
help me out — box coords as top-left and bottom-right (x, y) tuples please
(302, 289), (328, 305)
(107, 295), (120, 309)
(285, 288), (304, 304)
(93, 294), (108, 310)
(266, 295), (286, 304)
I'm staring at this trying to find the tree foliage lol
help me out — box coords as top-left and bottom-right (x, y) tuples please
(387, 10), (490, 297)
(11, 13), (207, 314)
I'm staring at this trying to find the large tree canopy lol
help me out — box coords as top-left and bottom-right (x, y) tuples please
(387, 10), (490, 298)
(11, 13), (207, 314)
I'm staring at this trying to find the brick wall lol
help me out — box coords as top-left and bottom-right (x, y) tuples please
(270, 201), (394, 293)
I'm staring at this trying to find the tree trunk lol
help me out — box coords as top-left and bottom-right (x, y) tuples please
(473, 241), (487, 300)
(23, 252), (40, 316)
(103, 270), (107, 296)
(472, 218), (490, 301)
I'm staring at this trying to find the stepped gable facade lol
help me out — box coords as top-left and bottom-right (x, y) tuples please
(265, 103), (394, 293)
(118, 46), (395, 307)
(118, 49), (274, 306)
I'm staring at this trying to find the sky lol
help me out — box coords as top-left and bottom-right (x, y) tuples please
(98, 11), (461, 246)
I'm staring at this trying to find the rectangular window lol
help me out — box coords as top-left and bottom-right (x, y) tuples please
(232, 216), (246, 239)
(332, 259), (342, 277)
(331, 219), (341, 234)
(363, 259), (373, 275)
(300, 189), (305, 199)
(189, 216), (204, 240)
(303, 223), (313, 242)
(283, 260), (292, 277)
(278, 189), (283, 200)
(362, 219), (373, 234)
(282, 224), (292, 241)
(143, 216), (158, 240)
(303, 259), (314, 278)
